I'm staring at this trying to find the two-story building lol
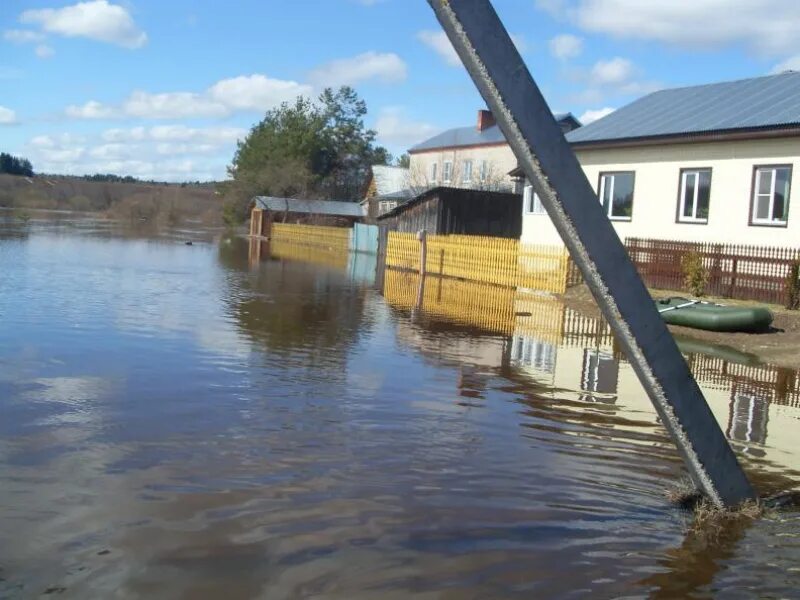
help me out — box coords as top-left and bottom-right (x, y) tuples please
(515, 71), (800, 249)
(408, 110), (581, 192)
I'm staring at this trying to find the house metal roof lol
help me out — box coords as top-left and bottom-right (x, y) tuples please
(566, 71), (800, 145)
(410, 113), (578, 152)
(254, 196), (364, 217)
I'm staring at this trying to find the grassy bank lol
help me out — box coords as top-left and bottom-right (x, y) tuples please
(0, 174), (223, 227)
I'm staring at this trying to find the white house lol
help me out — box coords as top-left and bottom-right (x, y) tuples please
(517, 71), (800, 249)
(408, 110), (581, 192)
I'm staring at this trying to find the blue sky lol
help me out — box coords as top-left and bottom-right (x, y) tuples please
(2, 0), (798, 182)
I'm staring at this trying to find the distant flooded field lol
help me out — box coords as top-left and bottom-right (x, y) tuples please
(2, 215), (800, 598)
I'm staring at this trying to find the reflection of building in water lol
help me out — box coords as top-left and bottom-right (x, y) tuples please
(727, 391), (769, 456)
(510, 335), (557, 375)
(580, 349), (619, 402)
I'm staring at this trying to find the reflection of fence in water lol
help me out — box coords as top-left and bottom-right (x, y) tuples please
(271, 223), (350, 251)
(386, 231), (571, 294)
(382, 268), (614, 348)
(382, 269), (518, 335)
(262, 239), (349, 270)
(687, 353), (800, 408)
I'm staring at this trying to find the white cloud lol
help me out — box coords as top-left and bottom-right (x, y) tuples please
(549, 34), (583, 60)
(0, 106), (17, 124)
(35, 44), (55, 58)
(578, 106), (614, 124)
(374, 107), (440, 149)
(543, 1), (800, 57)
(101, 127), (146, 142)
(122, 90), (227, 119)
(155, 143), (217, 155)
(417, 30), (461, 67)
(101, 125), (245, 144)
(771, 55), (800, 73)
(66, 75), (312, 120)
(207, 74), (312, 110)
(417, 29), (528, 67)
(25, 126), (241, 181)
(20, 0), (147, 49)
(65, 100), (119, 119)
(3, 29), (46, 43)
(590, 57), (634, 85)
(308, 52), (407, 87)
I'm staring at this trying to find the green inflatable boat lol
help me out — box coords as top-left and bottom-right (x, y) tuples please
(656, 297), (774, 333)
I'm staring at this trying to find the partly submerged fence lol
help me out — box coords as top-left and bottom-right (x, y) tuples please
(625, 238), (800, 306)
(271, 223), (351, 252)
(385, 231), (572, 294)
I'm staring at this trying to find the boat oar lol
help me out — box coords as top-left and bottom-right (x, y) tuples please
(658, 300), (700, 314)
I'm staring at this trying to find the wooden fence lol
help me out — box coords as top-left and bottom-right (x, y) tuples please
(271, 223), (350, 252)
(626, 237), (800, 305)
(385, 231), (572, 294)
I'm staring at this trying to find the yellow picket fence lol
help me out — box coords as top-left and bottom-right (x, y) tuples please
(271, 223), (350, 251)
(385, 231), (571, 293)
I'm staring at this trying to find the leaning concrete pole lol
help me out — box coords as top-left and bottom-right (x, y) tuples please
(427, 0), (755, 507)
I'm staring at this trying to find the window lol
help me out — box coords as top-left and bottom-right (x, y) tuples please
(678, 168), (711, 223)
(751, 165), (791, 226)
(598, 172), (635, 220)
(443, 161), (453, 184)
(430, 162), (438, 183)
(479, 160), (488, 182)
(378, 200), (397, 215)
(523, 184), (545, 214)
(462, 160), (473, 183)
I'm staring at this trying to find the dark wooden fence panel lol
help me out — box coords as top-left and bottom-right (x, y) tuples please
(626, 237), (800, 305)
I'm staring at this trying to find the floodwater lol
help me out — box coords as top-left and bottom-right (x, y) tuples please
(2, 215), (800, 599)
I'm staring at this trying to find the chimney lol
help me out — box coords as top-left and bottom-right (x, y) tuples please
(477, 109), (495, 131)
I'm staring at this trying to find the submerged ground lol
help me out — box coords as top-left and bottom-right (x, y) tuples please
(1, 213), (799, 598)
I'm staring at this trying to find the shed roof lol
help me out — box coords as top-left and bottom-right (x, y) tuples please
(410, 113), (579, 153)
(254, 196), (364, 217)
(566, 71), (800, 146)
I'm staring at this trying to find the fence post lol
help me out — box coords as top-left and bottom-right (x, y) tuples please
(417, 229), (427, 276)
(428, 0), (754, 507)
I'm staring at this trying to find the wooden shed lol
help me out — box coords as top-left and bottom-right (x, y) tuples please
(376, 186), (522, 238)
(250, 196), (365, 237)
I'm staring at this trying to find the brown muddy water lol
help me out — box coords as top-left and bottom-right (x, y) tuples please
(2, 215), (800, 599)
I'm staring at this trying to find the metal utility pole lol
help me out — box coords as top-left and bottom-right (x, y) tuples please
(426, 0), (755, 507)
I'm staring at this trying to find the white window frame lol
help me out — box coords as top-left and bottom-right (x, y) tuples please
(462, 160), (473, 184)
(443, 160), (453, 184)
(751, 165), (791, 226)
(523, 184), (545, 215)
(678, 168), (711, 224)
(430, 162), (437, 183)
(479, 160), (488, 183)
(598, 171), (635, 221)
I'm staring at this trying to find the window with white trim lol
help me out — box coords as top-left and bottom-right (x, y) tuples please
(430, 162), (437, 183)
(523, 184), (545, 214)
(598, 171), (634, 220)
(678, 169), (711, 223)
(752, 165), (791, 226)
(479, 160), (488, 182)
(462, 160), (473, 183)
(443, 161), (453, 184)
